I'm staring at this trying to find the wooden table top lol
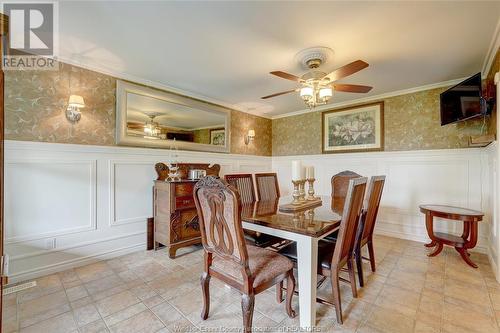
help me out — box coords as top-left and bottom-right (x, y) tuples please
(419, 204), (484, 221)
(241, 196), (342, 238)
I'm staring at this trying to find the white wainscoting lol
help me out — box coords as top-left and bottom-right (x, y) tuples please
(273, 148), (492, 253)
(4, 140), (272, 282)
(4, 140), (495, 283)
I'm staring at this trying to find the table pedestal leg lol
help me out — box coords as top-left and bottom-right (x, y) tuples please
(424, 240), (437, 248)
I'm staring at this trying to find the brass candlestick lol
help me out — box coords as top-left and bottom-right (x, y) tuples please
(292, 180), (301, 205)
(298, 179), (306, 201)
(307, 178), (316, 200)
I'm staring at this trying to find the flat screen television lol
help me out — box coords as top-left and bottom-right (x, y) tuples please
(440, 73), (483, 126)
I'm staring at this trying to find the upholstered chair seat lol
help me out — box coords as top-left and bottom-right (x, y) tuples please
(213, 245), (293, 288)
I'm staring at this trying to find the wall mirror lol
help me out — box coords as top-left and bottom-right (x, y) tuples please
(116, 80), (231, 153)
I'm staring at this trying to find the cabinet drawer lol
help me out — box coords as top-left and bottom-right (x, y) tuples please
(174, 183), (195, 197)
(175, 196), (195, 210)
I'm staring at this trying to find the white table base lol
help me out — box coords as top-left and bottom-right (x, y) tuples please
(242, 221), (328, 329)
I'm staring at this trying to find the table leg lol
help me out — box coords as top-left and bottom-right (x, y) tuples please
(424, 213), (437, 247)
(455, 221), (479, 268)
(456, 247), (478, 268)
(428, 242), (443, 257)
(296, 236), (318, 329)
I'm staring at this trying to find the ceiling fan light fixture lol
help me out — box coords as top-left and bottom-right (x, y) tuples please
(300, 87), (314, 100)
(319, 87), (333, 101)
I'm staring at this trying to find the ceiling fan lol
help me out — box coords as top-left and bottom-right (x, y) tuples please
(262, 49), (372, 109)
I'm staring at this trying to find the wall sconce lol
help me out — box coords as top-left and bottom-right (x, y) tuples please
(245, 129), (255, 145)
(66, 94), (85, 123)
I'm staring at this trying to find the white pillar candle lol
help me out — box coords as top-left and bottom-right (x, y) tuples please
(300, 166), (306, 180)
(292, 160), (302, 181)
(305, 166), (315, 179)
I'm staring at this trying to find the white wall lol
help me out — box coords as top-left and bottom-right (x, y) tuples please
(273, 148), (493, 253)
(4, 140), (272, 283)
(4, 139), (496, 283)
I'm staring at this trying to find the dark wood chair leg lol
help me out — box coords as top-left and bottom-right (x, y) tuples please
(355, 250), (364, 287)
(241, 293), (255, 333)
(276, 281), (283, 303)
(347, 258), (358, 298)
(200, 272), (211, 320)
(367, 239), (376, 272)
(331, 270), (343, 324)
(285, 271), (296, 318)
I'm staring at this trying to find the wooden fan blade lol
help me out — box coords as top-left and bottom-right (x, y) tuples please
(333, 83), (373, 93)
(324, 60), (369, 82)
(270, 71), (302, 82)
(261, 89), (296, 99)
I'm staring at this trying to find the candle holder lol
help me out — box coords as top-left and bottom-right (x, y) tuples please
(298, 179), (306, 201)
(292, 180), (301, 205)
(306, 178), (316, 200)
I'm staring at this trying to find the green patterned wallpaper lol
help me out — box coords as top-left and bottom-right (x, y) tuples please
(4, 62), (272, 156)
(272, 86), (488, 156)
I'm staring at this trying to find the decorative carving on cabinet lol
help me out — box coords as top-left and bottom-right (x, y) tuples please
(185, 215), (200, 232)
(155, 163), (220, 181)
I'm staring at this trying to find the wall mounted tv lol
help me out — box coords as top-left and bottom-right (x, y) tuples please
(440, 73), (485, 126)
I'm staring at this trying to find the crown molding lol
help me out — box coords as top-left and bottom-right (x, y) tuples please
(56, 56), (272, 119)
(482, 17), (500, 78)
(270, 77), (467, 119)
(58, 56), (472, 122)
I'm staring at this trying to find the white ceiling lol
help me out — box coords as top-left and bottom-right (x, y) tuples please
(58, 1), (500, 117)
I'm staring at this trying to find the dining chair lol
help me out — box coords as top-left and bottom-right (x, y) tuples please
(277, 177), (367, 324)
(224, 174), (256, 204)
(225, 173), (283, 248)
(354, 175), (386, 287)
(255, 173), (280, 201)
(193, 176), (296, 333)
(330, 170), (362, 214)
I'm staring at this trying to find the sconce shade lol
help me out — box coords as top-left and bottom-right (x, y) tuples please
(68, 95), (85, 108)
(248, 129), (255, 138)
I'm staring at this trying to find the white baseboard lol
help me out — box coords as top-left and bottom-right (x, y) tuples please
(8, 243), (146, 284)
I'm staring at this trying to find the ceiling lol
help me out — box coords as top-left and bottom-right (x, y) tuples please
(126, 92), (225, 130)
(58, 1), (500, 117)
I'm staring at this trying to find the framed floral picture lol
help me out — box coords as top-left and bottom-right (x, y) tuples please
(210, 128), (225, 146)
(322, 102), (384, 153)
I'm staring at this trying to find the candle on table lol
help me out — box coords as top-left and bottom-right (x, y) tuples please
(292, 161), (302, 181)
(306, 166), (315, 179)
(300, 165), (306, 180)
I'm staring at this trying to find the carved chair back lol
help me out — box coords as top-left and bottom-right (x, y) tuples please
(255, 173), (280, 201)
(224, 174), (256, 204)
(194, 176), (249, 270)
(331, 171), (362, 213)
(332, 177), (367, 266)
(361, 176), (386, 241)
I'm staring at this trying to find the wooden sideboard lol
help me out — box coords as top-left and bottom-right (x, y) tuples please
(153, 162), (220, 258)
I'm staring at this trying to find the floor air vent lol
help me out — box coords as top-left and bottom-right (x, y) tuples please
(3, 281), (37, 295)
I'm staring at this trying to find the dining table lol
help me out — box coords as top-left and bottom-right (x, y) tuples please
(240, 195), (342, 329)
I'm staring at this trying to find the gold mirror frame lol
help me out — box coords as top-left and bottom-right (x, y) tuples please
(116, 80), (231, 153)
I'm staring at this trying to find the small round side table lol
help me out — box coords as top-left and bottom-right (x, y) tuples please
(419, 204), (484, 268)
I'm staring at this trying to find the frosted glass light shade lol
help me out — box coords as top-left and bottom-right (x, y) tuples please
(319, 88), (332, 100)
(247, 129), (255, 138)
(300, 87), (313, 99)
(68, 95), (85, 108)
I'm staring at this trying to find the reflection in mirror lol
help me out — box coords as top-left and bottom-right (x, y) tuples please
(116, 80), (231, 153)
(126, 92), (227, 145)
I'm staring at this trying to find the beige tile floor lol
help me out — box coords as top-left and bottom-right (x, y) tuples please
(2, 235), (500, 333)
